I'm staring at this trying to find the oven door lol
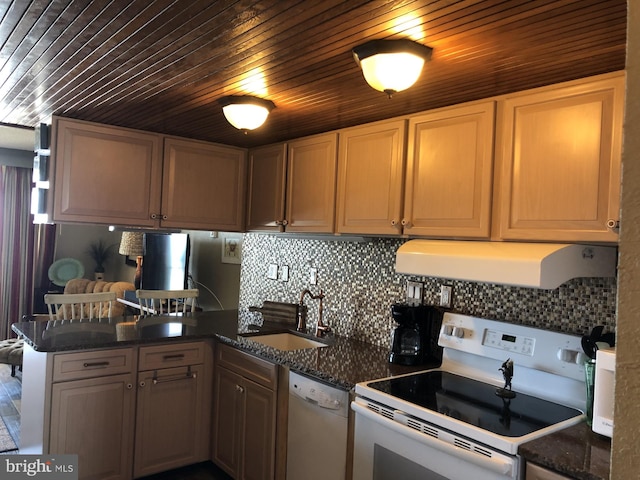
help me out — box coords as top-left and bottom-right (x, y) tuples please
(352, 399), (521, 480)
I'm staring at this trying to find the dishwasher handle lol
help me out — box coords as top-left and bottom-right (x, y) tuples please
(291, 385), (343, 411)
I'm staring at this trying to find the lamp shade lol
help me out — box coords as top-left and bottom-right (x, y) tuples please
(219, 96), (275, 131)
(353, 39), (433, 97)
(118, 232), (144, 256)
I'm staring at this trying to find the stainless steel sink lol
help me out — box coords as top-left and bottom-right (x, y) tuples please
(243, 332), (328, 351)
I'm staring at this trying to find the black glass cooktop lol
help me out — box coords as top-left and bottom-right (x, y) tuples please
(367, 370), (582, 438)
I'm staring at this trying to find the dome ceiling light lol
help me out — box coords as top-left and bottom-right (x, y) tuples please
(352, 39), (433, 98)
(219, 95), (276, 132)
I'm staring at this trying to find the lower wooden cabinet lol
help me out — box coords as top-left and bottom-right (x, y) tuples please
(50, 373), (136, 480)
(133, 344), (211, 478)
(31, 341), (212, 480)
(213, 343), (278, 480)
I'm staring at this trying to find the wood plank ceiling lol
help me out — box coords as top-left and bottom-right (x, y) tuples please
(0, 0), (627, 148)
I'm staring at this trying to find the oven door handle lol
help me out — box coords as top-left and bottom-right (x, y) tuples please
(352, 402), (515, 478)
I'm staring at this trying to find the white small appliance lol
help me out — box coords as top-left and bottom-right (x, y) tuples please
(592, 347), (615, 437)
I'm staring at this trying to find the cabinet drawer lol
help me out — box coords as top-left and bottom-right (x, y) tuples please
(216, 343), (278, 389)
(53, 348), (134, 382)
(138, 342), (205, 371)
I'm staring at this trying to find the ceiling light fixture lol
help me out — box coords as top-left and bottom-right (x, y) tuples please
(352, 39), (433, 98)
(219, 95), (275, 132)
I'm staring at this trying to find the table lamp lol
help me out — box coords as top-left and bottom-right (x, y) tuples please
(119, 232), (144, 289)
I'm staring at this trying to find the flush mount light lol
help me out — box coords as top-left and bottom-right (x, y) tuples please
(352, 39), (433, 98)
(219, 95), (276, 132)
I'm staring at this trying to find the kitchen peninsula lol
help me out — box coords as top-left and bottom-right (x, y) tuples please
(12, 310), (409, 480)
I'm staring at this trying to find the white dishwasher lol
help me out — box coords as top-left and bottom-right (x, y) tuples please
(287, 371), (350, 480)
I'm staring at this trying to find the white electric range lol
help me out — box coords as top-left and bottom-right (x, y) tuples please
(352, 313), (587, 480)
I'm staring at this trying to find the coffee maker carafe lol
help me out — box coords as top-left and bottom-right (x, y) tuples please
(389, 303), (443, 366)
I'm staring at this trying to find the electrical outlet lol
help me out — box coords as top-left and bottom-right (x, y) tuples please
(267, 264), (278, 280)
(309, 268), (318, 285)
(406, 281), (423, 305)
(440, 285), (453, 308)
(280, 265), (290, 282)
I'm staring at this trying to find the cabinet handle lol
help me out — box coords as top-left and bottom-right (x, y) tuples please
(275, 220), (283, 226)
(139, 381), (146, 388)
(150, 213), (157, 219)
(83, 361), (109, 368)
(282, 219), (288, 226)
(127, 383), (133, 390)
(607, 219), (620, 230)
(162, 354), (185, 361)
(401, 219), (412, 229)
(162, 214), (168, 220)
(390, 220), (397, 226)
(235, 384), (244, 393)
(152, 367), (196, 384)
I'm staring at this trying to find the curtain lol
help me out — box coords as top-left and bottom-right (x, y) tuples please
(0, 165), (34, 339)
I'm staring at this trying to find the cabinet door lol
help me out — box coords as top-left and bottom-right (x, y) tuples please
(241, 377), (276, 480)
(285, 133), (338, 233)
(494, 74), (624, 242)
(162, 137), (247, 231)
(336, 120), (406, 235)
(53, 117), (162, 227)
(49, 373), (135, 480)
(133, 364), (208, 478)
(246, 144), (288, 231)
(213, 364), (276, 480)
(404, 101), (495, 238)
(212, 366), (243, 478)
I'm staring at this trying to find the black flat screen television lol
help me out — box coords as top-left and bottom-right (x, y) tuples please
(140, 233), (190, 290)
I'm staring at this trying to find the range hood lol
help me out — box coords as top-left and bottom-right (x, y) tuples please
(395, 240), (617, 289)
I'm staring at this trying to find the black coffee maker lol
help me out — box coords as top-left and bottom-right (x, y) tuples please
(389, 303), (444, 366)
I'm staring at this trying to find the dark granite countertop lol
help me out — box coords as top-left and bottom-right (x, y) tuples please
(12, 310), (425, 391)
(13, 311), (609, 477)
(519, 422), (611, 480)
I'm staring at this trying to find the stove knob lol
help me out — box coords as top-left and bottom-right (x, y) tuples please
(443, 325), (454, 336)
(452, 327), (465, 338)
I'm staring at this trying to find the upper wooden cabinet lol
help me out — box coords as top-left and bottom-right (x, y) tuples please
(404, 101), (495, 238)
(245, 143), (288, 232)
(52, 117), (247, 231)
(246, 133), (338, 234)
(53, 117), (163, 228)
(336, 120), (407, 235)
(335, 103), (495, 238)
(493, 73), (624, 242)
(286, 133), (338, 233)
(162, 137), (246, 231)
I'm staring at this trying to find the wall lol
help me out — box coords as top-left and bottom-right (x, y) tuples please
(238, 233), (617, 347)
(611, 1), (639, 476)
(52, 225), (241, 311)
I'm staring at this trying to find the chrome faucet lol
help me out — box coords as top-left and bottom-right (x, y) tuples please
(298, 289), (330, 336)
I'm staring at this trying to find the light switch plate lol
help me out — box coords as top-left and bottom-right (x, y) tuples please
(267, 264), (278, 280)
(406, 281), (423, 305)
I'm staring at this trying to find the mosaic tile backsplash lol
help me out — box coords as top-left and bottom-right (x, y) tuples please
(238, 233), (617, 347)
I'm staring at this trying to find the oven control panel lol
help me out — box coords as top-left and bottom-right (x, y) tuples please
(483, 329), (535, 356)
(438, 312), (586, 383)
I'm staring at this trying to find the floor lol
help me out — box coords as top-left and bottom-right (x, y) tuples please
(0, 364), (21, 448)
(0, 364), (232, 479)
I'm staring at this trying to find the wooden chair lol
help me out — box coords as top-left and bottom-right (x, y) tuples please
(44, 291), (118, 320)
(135, 289), (199, 315)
